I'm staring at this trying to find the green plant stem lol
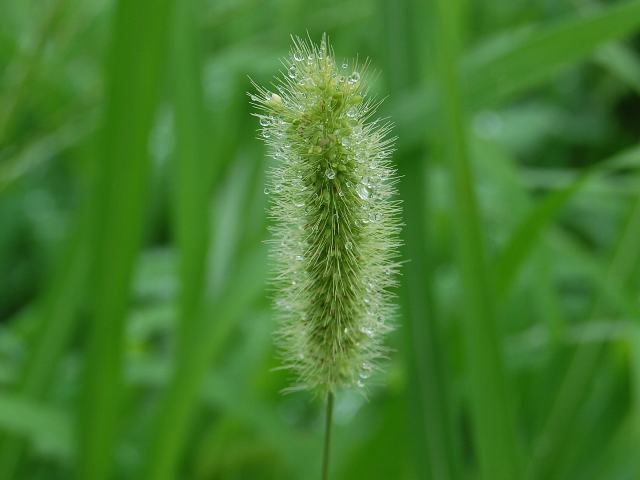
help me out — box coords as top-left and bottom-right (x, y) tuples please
(322, 392), (334, 480)
(432, 0), (522, 478)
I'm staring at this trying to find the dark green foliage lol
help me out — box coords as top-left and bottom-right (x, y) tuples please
(1, 0), (640, 479)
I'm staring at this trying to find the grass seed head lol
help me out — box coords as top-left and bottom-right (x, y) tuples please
(251, 34), (402, 395)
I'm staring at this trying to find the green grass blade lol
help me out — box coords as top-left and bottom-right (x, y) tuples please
(167, 0), (210, 351)
(381, 0), (460, 476)
(529, 191), (640, 479)
(141, 246), (266, 480)
(463, 0), (640, 107)
(496, 143), (640, 300)
(399, 157), (461, 480)
(594, 43), (640, 94)
(395, 0), (640, 150)
(77, 0), (174, 478)
(141, 0), (211, 476)
(495, 172), (588, 299)
(432, 1), (521, 478)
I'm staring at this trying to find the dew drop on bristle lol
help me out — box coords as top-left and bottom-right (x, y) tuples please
(325, 168), (336, 180)
(356, 183), (369, 200)
(347, 72), (360, 85)
(361, 327), (374, 338)
(293, 51), (303, 62)
(288, 66), (297, 79)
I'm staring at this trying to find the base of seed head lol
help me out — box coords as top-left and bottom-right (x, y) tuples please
(251, 34), (401, 395)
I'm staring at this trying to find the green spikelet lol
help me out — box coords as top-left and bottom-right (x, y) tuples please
(251, 35), (401, 394)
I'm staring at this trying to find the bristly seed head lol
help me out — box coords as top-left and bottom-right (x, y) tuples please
(250, 34), (402, 395)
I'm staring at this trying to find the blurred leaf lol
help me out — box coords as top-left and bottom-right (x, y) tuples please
(396, 0), (640, 149)
(529, 190), (640, 479)
(432, 0), (522, 478)
(78, 0), (174, 478)
(463, 0), (640, 106)
(495, 143), (640, 300)
(0, 394), (71, 461)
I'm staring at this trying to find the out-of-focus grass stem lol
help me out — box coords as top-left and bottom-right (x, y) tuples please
(432, 0), (522, 478)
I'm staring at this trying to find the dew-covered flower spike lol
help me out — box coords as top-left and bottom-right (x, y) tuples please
(250, 35), (401, 395)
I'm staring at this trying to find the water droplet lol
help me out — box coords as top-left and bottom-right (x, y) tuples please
(338, 190), (344, 197)
(361, 327), (374, 338)
(264, 187), (270, 194)
(295, 255), (303, 261)
(250, 94), (259, 102)
(356, 183), (369, 200)
(295, 201), (304, 208)
(346, 107), (357, 118)
(369, 212), (379, 223)
(347, 72), (360, 85)
(288, 66), (297, 79)
(341, 137), (351, 148)
(262, 131), (270, 139)
(345, 241), (352, 250)
(325, 168), (336, 180)
(307, 54), (315, 63)
(337, 75), (345, 83)
(357, 380), (364, 388)
(344, 327), (349, 334)
(346, 181), (352, 188)
(270, 93), (282, 104)
(342, 63), (348, 69)
(360, 362), (373, 379)
(259, 116), (271, 127)
(293, 52), (303, 62)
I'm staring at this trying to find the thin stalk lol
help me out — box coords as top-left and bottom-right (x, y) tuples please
(322, 392), (335, 480)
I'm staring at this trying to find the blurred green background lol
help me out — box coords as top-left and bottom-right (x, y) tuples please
(2, 0), (640, 479)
